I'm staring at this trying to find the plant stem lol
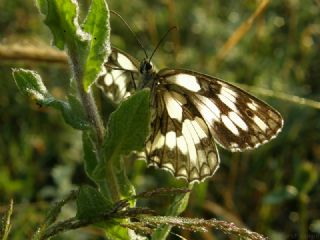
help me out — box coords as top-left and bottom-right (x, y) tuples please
(40, 207), (152, 239)
(68, 49), (122, 204)
(69, 50), (105, 145)
(105, 161), (122, 202)
(0, 199), (13, 240)
(299, 193), (308, 240)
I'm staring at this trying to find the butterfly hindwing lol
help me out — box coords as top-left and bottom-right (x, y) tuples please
(146, 88), (220, 182)
(96, 47), (140, 103)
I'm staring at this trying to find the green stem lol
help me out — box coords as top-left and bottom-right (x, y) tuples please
(99, 161), (122, 202)
(32, 191), (78, 240)
(151, 184), (192, 240)
(69, 49), (104, 145)
(299, 193), (308, 240)
(0, 199), (13, 240)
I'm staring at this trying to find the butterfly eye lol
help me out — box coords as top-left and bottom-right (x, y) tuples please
(139, 61), (153, 73)
(146, 62), (152, 70)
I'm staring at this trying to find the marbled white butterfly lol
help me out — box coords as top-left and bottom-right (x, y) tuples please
(97, 46), (283, 183)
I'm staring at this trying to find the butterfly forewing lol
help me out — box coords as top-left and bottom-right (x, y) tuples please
(157, 69), (283, 151)
(98, 48), (283, 183)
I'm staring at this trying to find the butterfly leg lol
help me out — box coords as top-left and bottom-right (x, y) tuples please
(130, 72), (137, 90)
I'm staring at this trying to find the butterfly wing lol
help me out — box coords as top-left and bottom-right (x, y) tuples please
(146, 87), (220, 182)
(146, 69), (283, 182)
(96, 47), (140, 103)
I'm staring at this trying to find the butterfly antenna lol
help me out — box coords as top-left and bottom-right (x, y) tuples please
(149, 26), (177, 62)
(110, 10), (148, 59)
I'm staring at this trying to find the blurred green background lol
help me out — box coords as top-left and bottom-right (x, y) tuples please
(0, 0), (320, 239)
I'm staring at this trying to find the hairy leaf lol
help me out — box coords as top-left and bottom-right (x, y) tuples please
(13, 68), (89, 130)
(82, 0), (111, 90)
(76, 185), (112, 220)
(94, 90), (150, 179)
(83, 131), (99, 180)
(12, 68), (52, 104)
(151, 189), (191, 240)
(93, 90), (150, 207)
(37, 0), (90, 50)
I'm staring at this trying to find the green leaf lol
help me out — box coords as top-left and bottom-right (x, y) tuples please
(104, 224), (146, 240)
(76, 187), (133, 240)
(76, 185), (112, 220)
(64, 95), (90, 129)
(82, 0), (111, 90)
(104, 225), (132, 240)
(84, 90), (150, 240)
(152, 185), (191, 240)
(103, 90), (150, 163)
(37, 0), (111, 92)
(35, 0), (48, 16)
(94, 90), (150, 179)
(93, 90), (150, 204)
(48, 97), (90, 130)
(13, 68), (89, 130)
(37, 0), (89, 50)
(12, 68), (52, 104)
(83, 131), (99, 180)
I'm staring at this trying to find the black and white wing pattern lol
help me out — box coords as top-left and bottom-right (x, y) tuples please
(145, 69), (283, 182)
(96, 47), (140, 103)
(98, 48), (283, 183)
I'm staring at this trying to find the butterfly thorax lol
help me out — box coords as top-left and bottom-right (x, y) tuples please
(139, 59), (157, 89)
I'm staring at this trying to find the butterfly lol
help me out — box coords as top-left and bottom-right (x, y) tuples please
(97, 46), (284, 183)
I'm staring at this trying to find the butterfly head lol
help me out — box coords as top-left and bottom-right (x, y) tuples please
(138, 59), (156, 89)
(139, 59), (153, 74)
